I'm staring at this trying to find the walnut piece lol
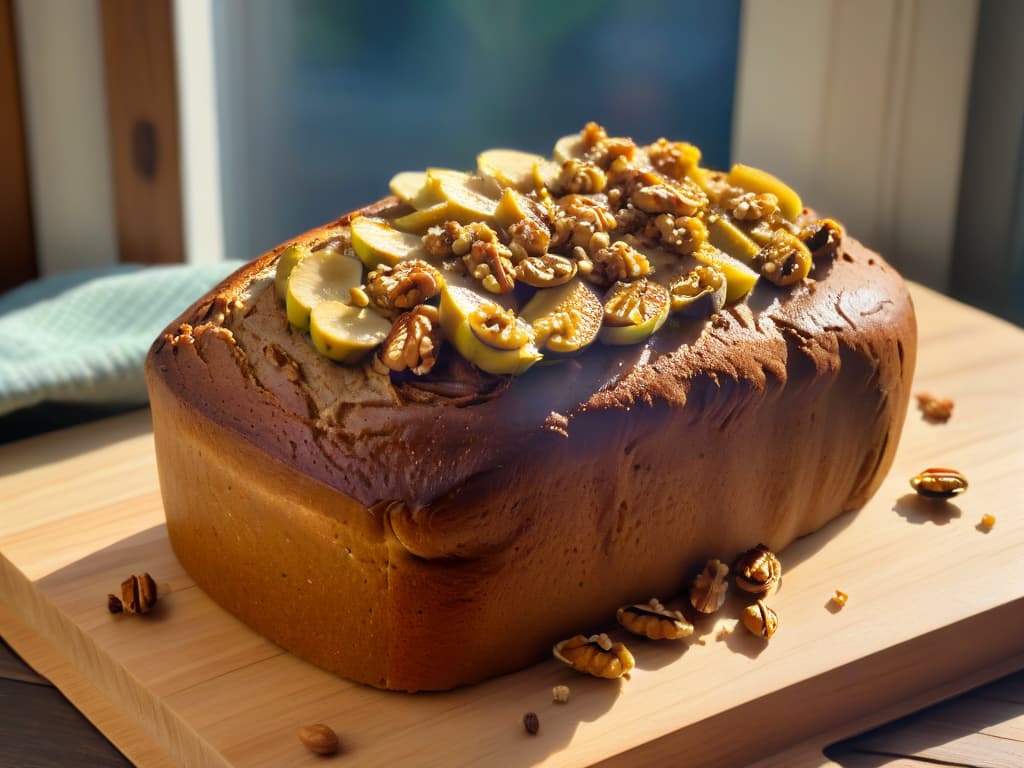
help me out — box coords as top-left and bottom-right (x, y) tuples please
(552, 633), (635, 679)
(631, 181), (704, 217)
(653, 213), (707, 255)
(507, 216), (551, 261)
(111, 572), (158, 615)
(724, 191), (780, 221)
(423, 220), (499, 260)
(588, 241), (651, 287)
(690, 559), (729, 614)
(379, 305), (442, 376)
(617, 598), (694, 640)
(741, 599), (779, 639)
(754, 230), (813, 286)
(798, 217), (843, 260)
(916, 392), (954, 423)
(580, 122), (637, 168)
(554, 158), (607, 195)
(646, 138), (702, 181)
(366, 260), (444, 316)
(734, 544), (782, 594)
(552, 194), (618, 252)
(552, 685), (571, 704)
(465, 239), (516, 294)
(516, 254), (577, 287)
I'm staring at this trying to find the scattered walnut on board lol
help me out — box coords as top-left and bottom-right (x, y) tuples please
(553, 633), (634, 679)
(915, 392), (954, 422)
(552, 685), (571, 704)
(910, 467), (968, 499)
(616, 598), (694, 640)
(107, 572), (157, 615)
(690, 559), (729, 614)
(298, 723), (339, 756)
(741, 600), (779, 639)
(734, 544), (782, 594)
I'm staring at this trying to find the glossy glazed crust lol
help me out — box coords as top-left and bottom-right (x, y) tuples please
(145, 201), (916, 690)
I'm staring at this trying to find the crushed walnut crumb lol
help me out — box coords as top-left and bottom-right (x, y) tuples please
(916, 392), (954, 423)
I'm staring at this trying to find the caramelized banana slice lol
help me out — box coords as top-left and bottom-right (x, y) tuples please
(438, 284), (541, 375)
(350, 216), (426, 269)
(392, 202), (452, 234)
(477, 149), (546, 192)
(427, 169), (500, 223)
(309, 301), (391, 363)
(520, 278), (603, 354)
(669, 264), (727, 317)
(599, 279), (670, 346)
(707, 215), (760, 264)
(274, 244), (306, 302)
(692, 243), (759, 303)
(553, 133), (585, 164)
(389, 171), (433, 206)
(285, 250), (363, 331)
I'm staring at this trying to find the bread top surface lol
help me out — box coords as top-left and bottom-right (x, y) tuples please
(146, 199), (916, 512)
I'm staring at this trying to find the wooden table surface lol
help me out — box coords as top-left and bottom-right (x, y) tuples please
(1, 282), (1023, 767)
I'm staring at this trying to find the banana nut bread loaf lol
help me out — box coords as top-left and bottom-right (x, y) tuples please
(146, 124), (916, 691)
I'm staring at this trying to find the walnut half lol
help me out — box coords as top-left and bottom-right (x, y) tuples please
(553, 633), (635, 679)
(617, 598), (694, 640)
(734, 544), (782, 594)
(690, 559), (729, 614)
(379, 304), (442, 376)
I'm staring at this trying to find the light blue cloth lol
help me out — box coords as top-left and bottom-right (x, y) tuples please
(0, 262), (243, 417)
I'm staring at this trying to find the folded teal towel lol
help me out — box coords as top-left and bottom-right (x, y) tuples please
(0, 262), (243, 417)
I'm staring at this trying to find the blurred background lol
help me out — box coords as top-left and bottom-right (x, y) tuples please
(0, 0), (1022, 434)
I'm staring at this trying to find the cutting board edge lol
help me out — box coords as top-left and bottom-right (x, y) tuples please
(588, 595), (1024, 767)
(747, 650), (1024, 768)
(0, 551), (230, 768)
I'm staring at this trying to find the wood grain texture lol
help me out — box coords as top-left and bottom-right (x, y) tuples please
(829, 670), (1024, 768)
(99, 0), (184, 264)
(0, 0), (38, 292)
(0, 284), (1023, 767)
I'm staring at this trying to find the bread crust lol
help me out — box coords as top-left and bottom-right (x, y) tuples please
(146, 201), (916, 690)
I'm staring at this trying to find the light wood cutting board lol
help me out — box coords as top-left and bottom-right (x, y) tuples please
(1, 284), (1023, 768)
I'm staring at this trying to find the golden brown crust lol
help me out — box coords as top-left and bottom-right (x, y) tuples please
(145, 201), (916, 690)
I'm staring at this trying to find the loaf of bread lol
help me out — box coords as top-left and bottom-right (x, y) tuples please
(146, 129), (916, 691)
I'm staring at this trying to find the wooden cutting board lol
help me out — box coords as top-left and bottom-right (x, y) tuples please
(2, 284), (1023, 768)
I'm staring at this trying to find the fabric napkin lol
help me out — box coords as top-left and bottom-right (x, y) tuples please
(0, 262), (242, 417)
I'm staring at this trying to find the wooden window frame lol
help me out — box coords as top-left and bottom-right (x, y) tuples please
(0, 0), (36, 293)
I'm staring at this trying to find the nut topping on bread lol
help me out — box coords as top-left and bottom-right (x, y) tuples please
(270, 123), (845, 377)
